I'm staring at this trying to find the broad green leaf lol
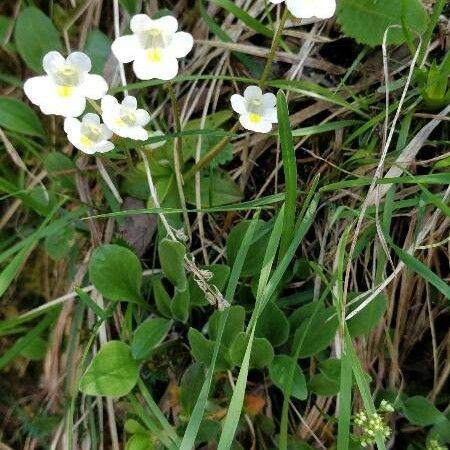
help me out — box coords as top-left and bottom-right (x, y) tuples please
(188, 328), (229, 371)
(152, 276), (172, 318)
(309, 373), (340, 396)
(171, 288), (190, 322)
(185, 169), (243, 207)
(84, 30), (111, 74)
(401, 396), (446, 426)
(131, 318), (172, 360)
(43, 152), (76, 190)
(292, 307), (338, 358)
(226, 220), (272, 277)
(89, 244), (144, 304)
(229, 332), (274, 369)
(44, 224), (74, 260)
(208, 305), (245, 348)
(347, 294), (387, 337)
(0, 97), (44, 136)
(14, 7), (63, 73)
(255, 301), (289, 347)
(126, 433), (154, 450)
(158, 238), (186, 291)
(79, 341), (140, 397)
(180, 363), (206, 415)
(337, 0), (428, 46)
(269, 355), (307, 400)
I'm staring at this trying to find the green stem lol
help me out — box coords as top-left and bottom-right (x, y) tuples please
(167, 81), (190, 233)
(259, 8), (290, 88)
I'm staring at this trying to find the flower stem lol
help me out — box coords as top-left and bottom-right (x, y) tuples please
(259, 7), (290, 88)
(167, 81), (190, 237)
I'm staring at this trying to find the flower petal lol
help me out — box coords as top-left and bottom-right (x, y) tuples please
(24, 76), (52, 107)
(135, 109), (150, 126)
(40, 85), (86, 117)
(122, 96), (137, 109)
(168, 32), (194, 58)
(100, 124), (113, 140)
(43, 51), (65, 74)
(127, 126), (148, 141)
(132, 53), (178, 80)
(244, 85), (263, 100)
(263, 107), (278, 124)
(83, 113), (101, 125)
(152, 15), (178, 34)
(67, 52), (91, 72)
(269, 0), (285, 3)
(94, 141), (115, 153)
(286, 0), (335, 19)
(230, 94), (246, 114)
(240, 114), (273, 133)
(80, 74), (108, 99)
(101, 95), (120, 114)
(130, 14), (153, 33)
(64, 117), (81, 136)
(262, 92), (276, 109)
(111, 35), (141, 63)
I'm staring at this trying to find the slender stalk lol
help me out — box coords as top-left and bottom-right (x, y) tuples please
(259, 7), (290, 88)
(167, 81), (190, 237)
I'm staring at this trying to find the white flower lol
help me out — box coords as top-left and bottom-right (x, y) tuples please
(101, 95), (150, 140)
(24, 51), (108, 118)
(270, 0), (336, 19)
(111, 14), (194, 81)
(64, 113), (114, 154)
(230, 86), (277, 133)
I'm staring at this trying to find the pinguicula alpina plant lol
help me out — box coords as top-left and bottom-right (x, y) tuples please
(7, 1), (448, 449)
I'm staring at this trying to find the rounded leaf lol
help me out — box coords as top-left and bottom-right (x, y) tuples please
(269, 355), (307, 400)
(89, 244), (144, 304)
(79, 341), (139, 397)
(14, 7), (63, 73)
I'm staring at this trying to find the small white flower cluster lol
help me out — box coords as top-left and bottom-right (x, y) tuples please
(353, 411), (391, 448)
(270, 0), (336, 19)
(24, 4), (338, 148)
(23, 14), (193, 154)
(379, 400), (395, 413)
(427, 439), (448, 450)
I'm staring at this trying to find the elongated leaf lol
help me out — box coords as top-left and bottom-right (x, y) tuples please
(14, 7), (63, 73)
(89, 244), (144, 304)
(0, 97), (44, 136)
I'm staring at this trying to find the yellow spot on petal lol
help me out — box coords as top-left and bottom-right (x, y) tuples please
(80, 135), (92, 147)
(248, 113), (262, 124)
(147, 48), (162, 63)
(115, 118), (125, 126)
(57, 86), (73, 97)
